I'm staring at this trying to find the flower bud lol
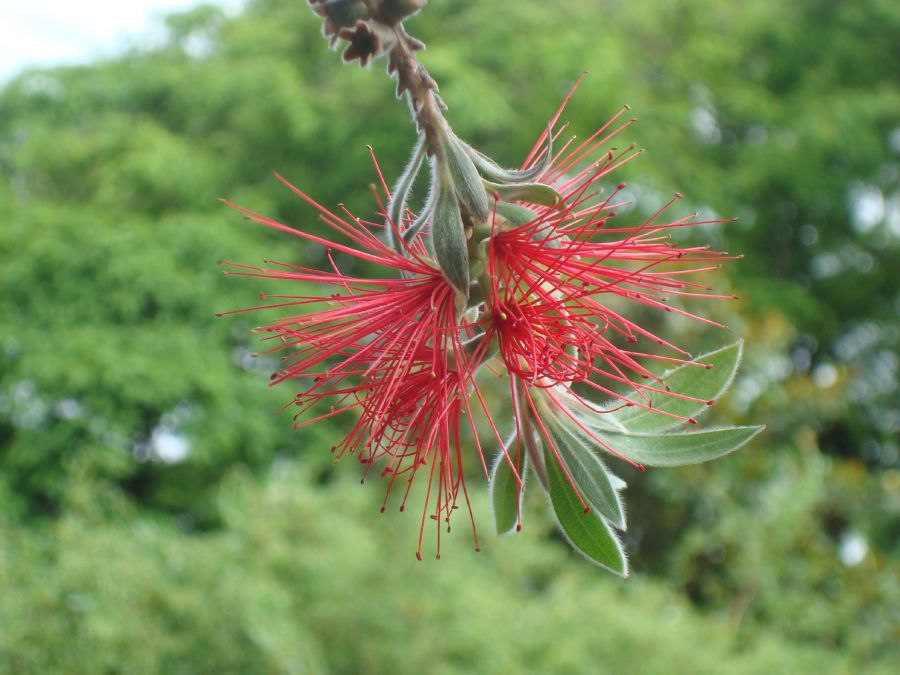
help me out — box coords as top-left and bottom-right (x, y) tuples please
(445, 133), (491, 224)
(432, 161), (470, 297)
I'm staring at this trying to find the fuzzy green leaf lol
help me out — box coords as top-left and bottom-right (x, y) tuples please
(465, 131), (552, 184)
(546, 387), (629, 434)
(489, 435), (526, 535)
(401, 200), (434, 245)
(484, 180), (562, 207)
(548, 424), (625, 529)
(610, 341), (743, 433)
(387, 134), (426, 251)
(544, 446), (628, 576)
(594, 425), (763, 467)
(494, 201), (538, 226)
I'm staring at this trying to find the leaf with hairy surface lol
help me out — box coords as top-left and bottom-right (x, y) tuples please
(545, 446), (628, 576)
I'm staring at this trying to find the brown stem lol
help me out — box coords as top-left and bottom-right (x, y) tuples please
(387, 25), (447, 154)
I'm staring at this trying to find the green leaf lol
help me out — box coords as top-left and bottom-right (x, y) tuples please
(489, 435), (527, 535)
(401, 198), (434, 245)
(608, 472), (627, 492)
(592, 425), (764, 467)
(610, 341), (743, 433)
(547, 386), (628, 433)
(547, 424), (625, 529)
(464, 130), (552, 184)
(483, 180), (562, 207)
(494, 201), (538, 226)
(387, 134), (426, 252)
(544, 446), (628, 576)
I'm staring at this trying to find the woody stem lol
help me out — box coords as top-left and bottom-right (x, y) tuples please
(387, 25), (447, 154)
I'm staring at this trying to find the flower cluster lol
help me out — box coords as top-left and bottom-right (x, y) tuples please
(220, 171), (495, 559)
(221, 7), (761, 573)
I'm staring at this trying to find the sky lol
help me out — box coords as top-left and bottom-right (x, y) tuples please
(0, 0), (243, 82)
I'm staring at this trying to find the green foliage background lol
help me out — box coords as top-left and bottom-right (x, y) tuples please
(1, 0), (897, 672)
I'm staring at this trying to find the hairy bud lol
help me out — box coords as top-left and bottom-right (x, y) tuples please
(432, 160), (470, 297)
(445, 133), (491, 224)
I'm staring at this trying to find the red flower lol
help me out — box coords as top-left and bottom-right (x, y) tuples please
(482, 79), (737, 425)
(219, 170), (497, 559)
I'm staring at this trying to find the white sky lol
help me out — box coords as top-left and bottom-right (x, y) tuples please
(0, 0), (244, 82)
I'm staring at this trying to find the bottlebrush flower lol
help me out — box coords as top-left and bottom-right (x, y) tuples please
(481, 89), (738, 419)
(219, 168), (502, 560)
(432, 80), (759, 574)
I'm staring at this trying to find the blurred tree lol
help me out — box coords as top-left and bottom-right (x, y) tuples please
(0, 0), (896, 669)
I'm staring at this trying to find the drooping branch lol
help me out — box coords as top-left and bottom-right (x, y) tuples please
(309, 0), (446, 148)
(386, 25), (447, 148)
